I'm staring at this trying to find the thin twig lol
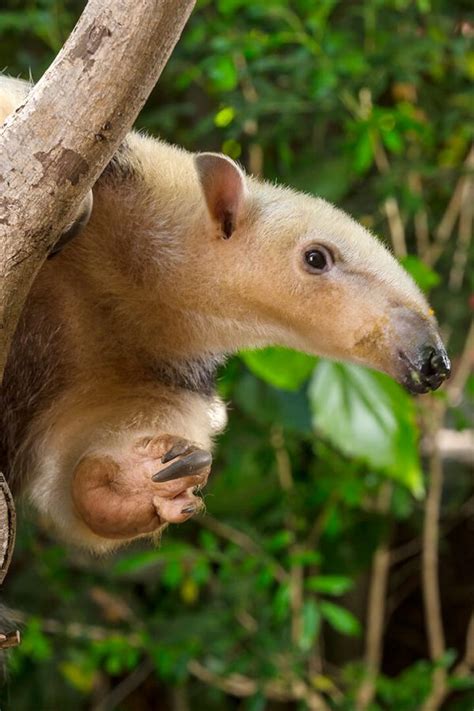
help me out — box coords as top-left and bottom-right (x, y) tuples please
(372, 142), (407, 258)
(426, 146), (474, 266)
(356, 482), (392, 710)
(408, 171), (430, 258)
(421, 406), (447, 711)
(449, 172), (473, 290)
(8, 608), (143, 646)
(93, 658), (155, 711)
(359, 88), (407, 258)
(447, 320), (474, 407)
(234, 52), (263, 177)
(270, 426), (303, 646)
(188, 660), (331, 710)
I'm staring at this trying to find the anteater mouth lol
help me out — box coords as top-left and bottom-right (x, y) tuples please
(398, 350), (450, 395)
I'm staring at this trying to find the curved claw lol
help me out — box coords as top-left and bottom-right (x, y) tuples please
(161, 439), (196, 464)
(181, 505), (198, 515)
(152, 449), (212, 483)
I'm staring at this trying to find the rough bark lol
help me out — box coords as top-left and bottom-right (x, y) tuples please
(0, 0), (195, 588)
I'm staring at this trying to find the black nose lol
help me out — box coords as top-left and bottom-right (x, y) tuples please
(420, 345), (451, 389)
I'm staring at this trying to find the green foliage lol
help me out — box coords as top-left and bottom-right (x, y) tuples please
(240, 346), (317, 391)
(309, 361), (423, 493)
(1, 0), (473, 709)
(401, 255), (441, 292)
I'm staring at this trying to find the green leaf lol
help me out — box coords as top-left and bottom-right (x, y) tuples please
(286, 157), (352, 202)
(272, 583), (290, 622)
(306, 575), (353, 596)
(353, 126), (374, 174)
(449, 675), (474, 691)
(240, 347), (317, 391)
(400, 255), (441, 293)
(299, 599), (321, 651)
(20, 618), (53, 662)
(207, 55), (238, 91)
(112, 549), (161, 575)
(320, 601), (361, 636)
(267, 529), (294, 552)
(214, 106), (235, 127)
(162, 559), (185, 589)
(60, 661), (95, 693)
(308, 361), (423, 494)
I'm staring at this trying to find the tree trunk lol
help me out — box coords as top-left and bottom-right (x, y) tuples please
(0, 0), (195, 594)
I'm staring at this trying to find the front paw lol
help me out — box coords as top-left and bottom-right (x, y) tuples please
(147, 436), (212, 522)
(72, 434), (212, 541)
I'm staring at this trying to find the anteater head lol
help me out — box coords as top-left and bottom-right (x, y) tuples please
(194, 152), (450, 394)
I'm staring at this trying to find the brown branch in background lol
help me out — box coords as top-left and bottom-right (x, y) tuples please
(271, 426), (294, 492)
(93, 659), (155, 711)
(408, 171), (430, 258)
(420, 596), (474, 710)
(234, 52), (263, 177)
(356, 482), (392, 711)
(171, 686), (191, 711)
(271, 426), (304, 647)
(9, 607), (144, 646)
(449, 168), (473, 290)
(358, 88), (407, 258)
(188, 660), (331, 711)
(419, 318), (474, 710)
(372, 142), (407, 259)
(12, 606), (332, 710)
(426, 146), (474, 266)
(455, 612), (474, 677)
(447, 320), (474, 407)
(421, 405), (447, 711)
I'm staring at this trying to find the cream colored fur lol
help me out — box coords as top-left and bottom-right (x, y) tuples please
(1, 76), (440, 552)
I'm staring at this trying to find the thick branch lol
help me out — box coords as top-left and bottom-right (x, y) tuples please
(0, 0), (195, 379)
(0, 0), (194, 589)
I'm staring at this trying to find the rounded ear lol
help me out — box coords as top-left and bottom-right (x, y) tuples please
(48, 190), (93, 258)
(194, 152), (246, 239)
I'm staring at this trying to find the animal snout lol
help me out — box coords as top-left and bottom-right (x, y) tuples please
(419, 345), (451, 387)
(390, 306), (451, 395)
(399, 342), (451, 394)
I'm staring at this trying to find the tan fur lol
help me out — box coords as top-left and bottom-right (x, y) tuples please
(0, 76), (446, 552)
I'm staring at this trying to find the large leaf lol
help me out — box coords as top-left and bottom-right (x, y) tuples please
(240, 347), (317, 391)
(308, 361), (422, 494)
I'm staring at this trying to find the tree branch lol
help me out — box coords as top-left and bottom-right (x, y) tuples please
(356, 482), (392, 710)
(421, 408), (447, 711)
(0, 0), (195, 591)
(0, 0), (195, 378)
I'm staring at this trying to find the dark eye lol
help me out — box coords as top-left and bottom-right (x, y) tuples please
(303, 246), (333, 274)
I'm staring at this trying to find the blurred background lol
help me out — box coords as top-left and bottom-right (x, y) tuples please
(0, 1), (473, 709)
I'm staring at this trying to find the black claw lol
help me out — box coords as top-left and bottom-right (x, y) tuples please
(181, 505), (197, 515)
(153, 449), (212, 483)
(161, 439), (195, 464)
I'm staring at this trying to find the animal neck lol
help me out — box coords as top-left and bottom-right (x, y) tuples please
(73, 158), (301, 366)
